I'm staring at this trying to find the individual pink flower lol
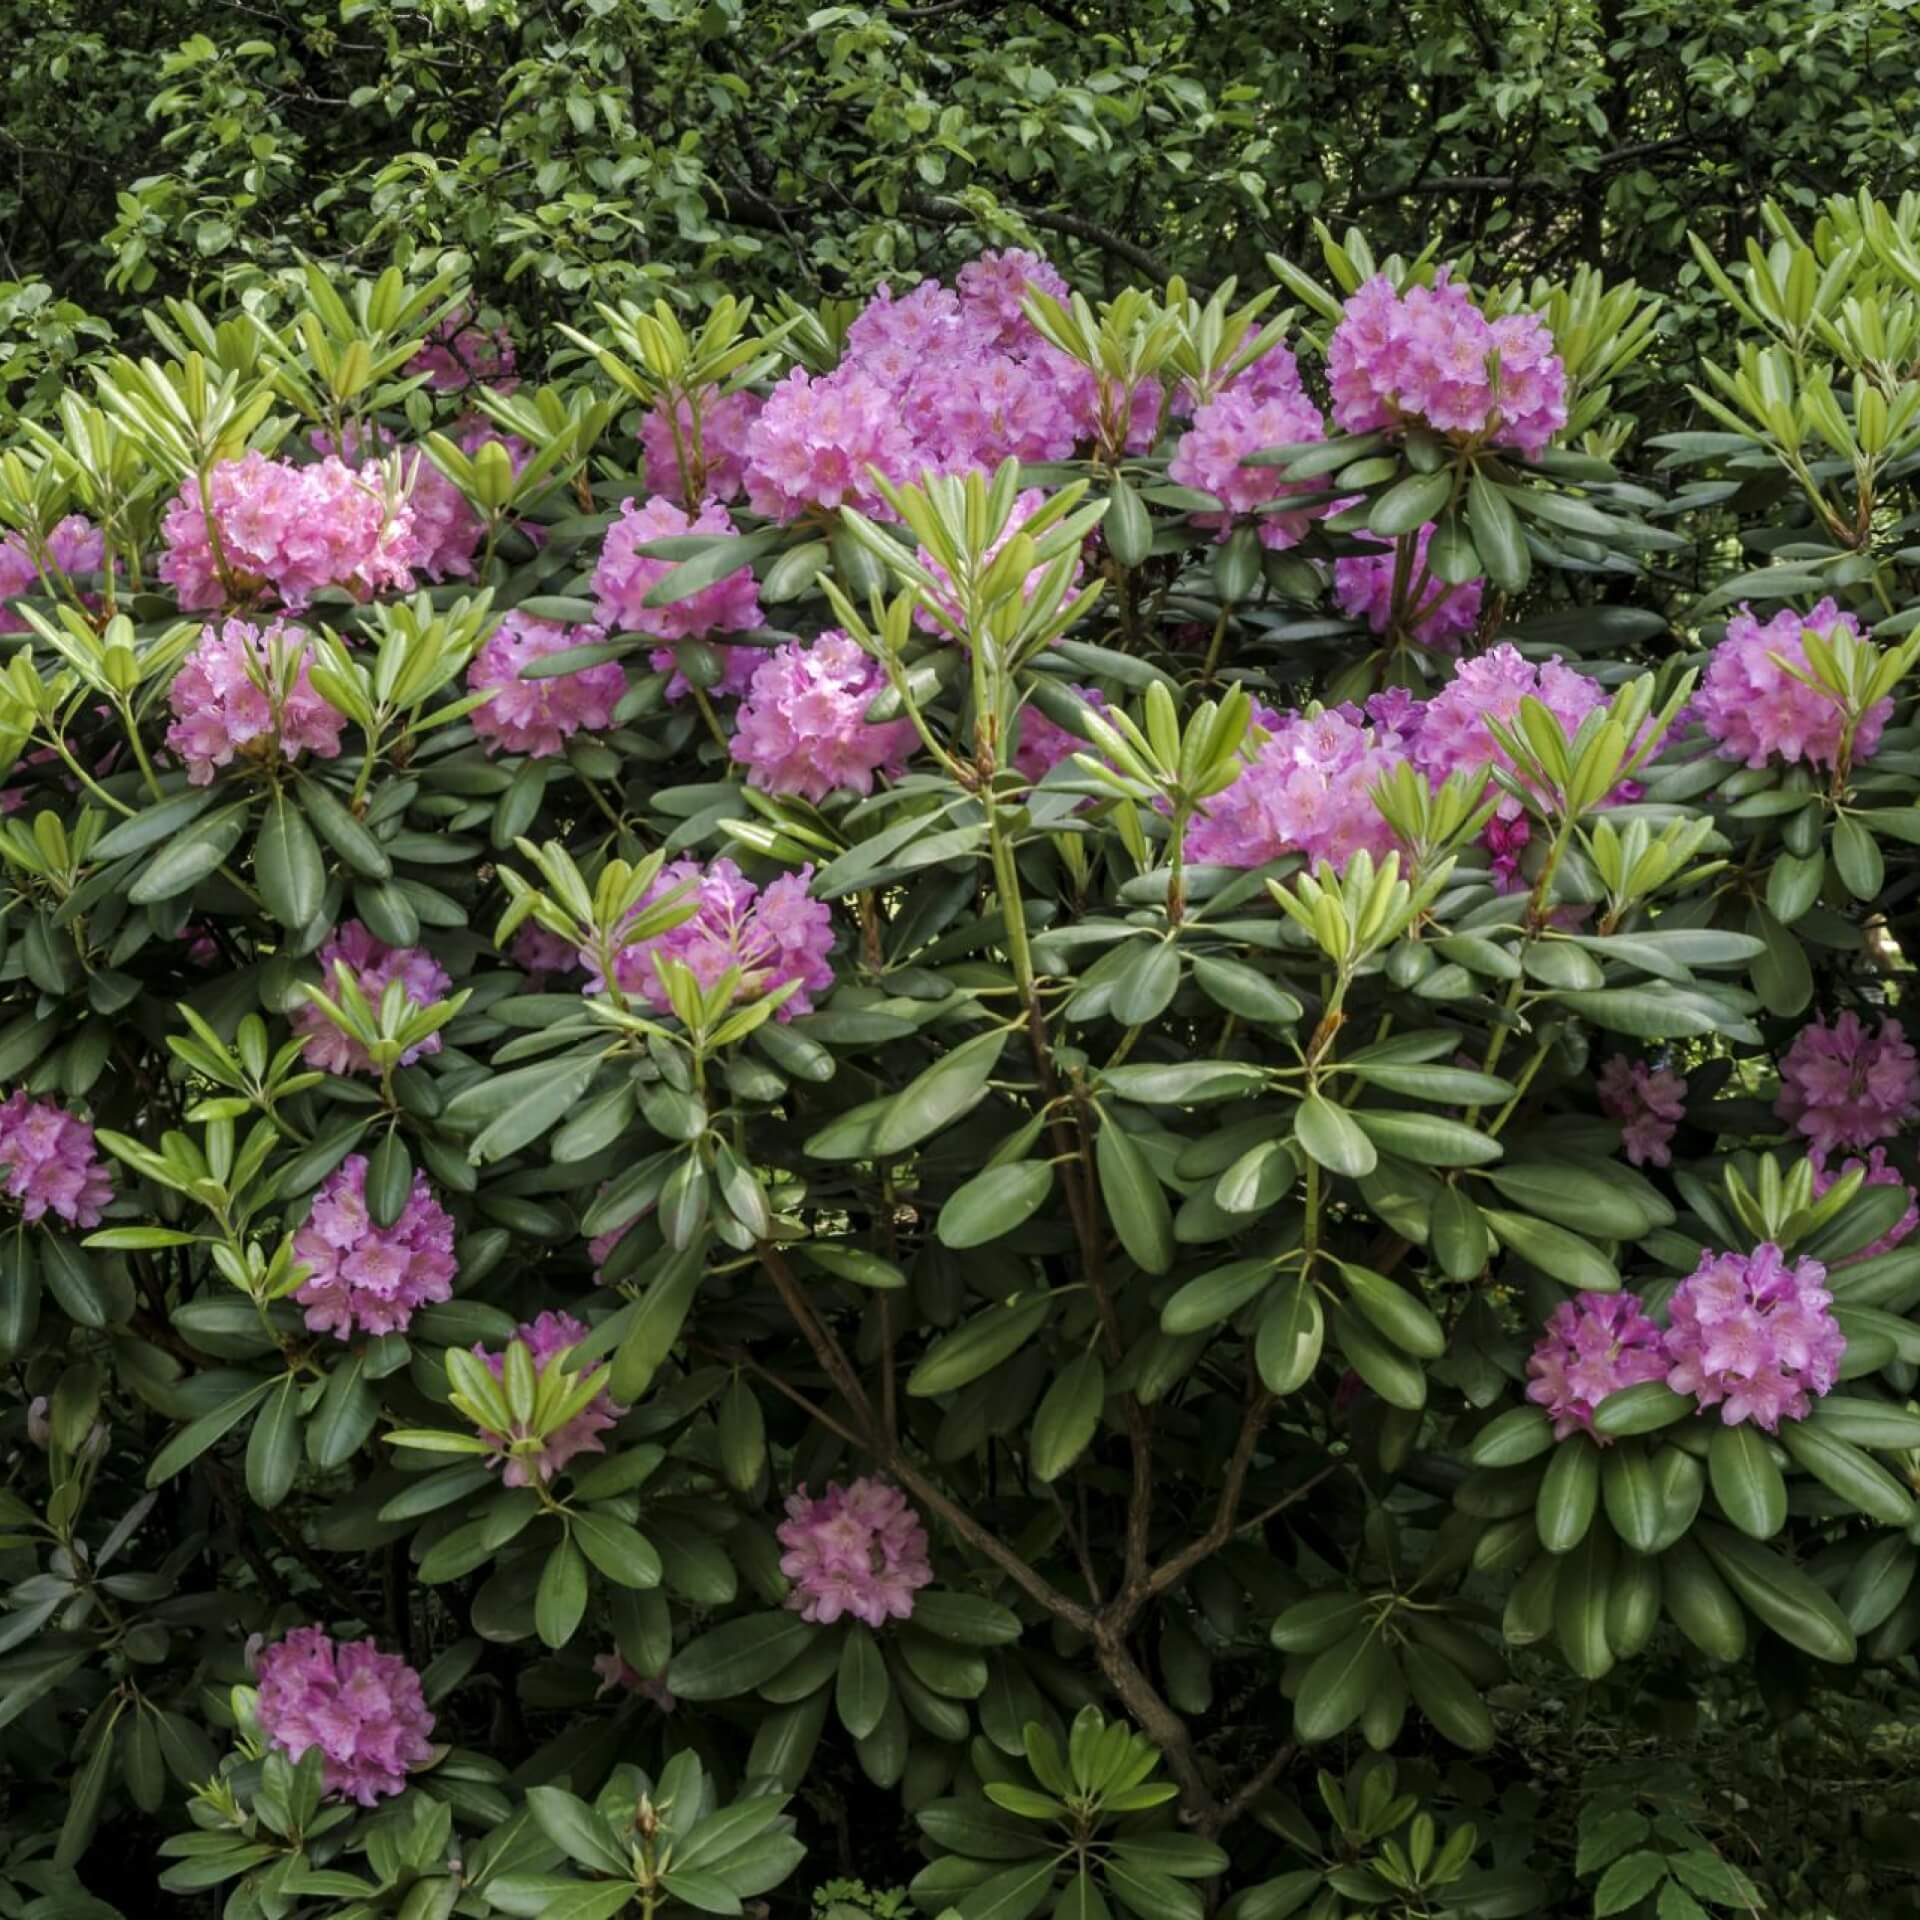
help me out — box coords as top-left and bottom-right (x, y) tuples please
(1696, 599), (1888, 772)
(1327, 271), (1567, 459)
(1186, 704), (1407, 871)
(1015, 686), (1110, 784)
(776, 1477), (933, 1628)
(588, 1216), (633, 1286)
(1333, 523), (1484, 652)
(1525, 1291), (1671, 1441)
(1665, 1242), (1845, 1430)
(0, 1093), (113, 1228)
(0, 516), (107, 633)
(641, 390), (764, 506)
(510, 924), (581, 980)
(1777, 1012), (1920, 1156)
(292, 1154), (457, 1340)
(180, 924), (222, 967)
(467, 612), (624, 758)
(408, 304), (516, 391)
(473, 1310), (625, 1487)
(159, 452), (420, 611)
(593, 1650), (677, 1710)
(1405, 644), (1607, 820)
(1811, 1146), (1920, 1263)
(1481, 814), (1532, 891)
(912, 487), (1085, 636)
(254, 1629), (435, 1806)
(1596, 1057), (1688, 1168)
(165, 617), (350, 785)
(1169, 386), (1328, 549)
(584, 857), (834, 1021)
(729, 630), (916, 801)
(293, 921), (452, 1076)
(743, 366), (923, 522)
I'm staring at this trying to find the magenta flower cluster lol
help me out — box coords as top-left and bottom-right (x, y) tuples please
(729, 630), (916, 801)
(1169, 385), (1327, 550)
(1596, 1056), (1688, 1168)
(292, 1153), (457, 1340)
(1812, 1147), (1920, 1262)
(642, 391), (763, 507)
(0, 1093), (113, 1228)
(254, 1628), (435, 1806)
(1015, 685), (1109, 785)
(1695, 598), (1889, 772)
(1525, 1291), (1672, 1441)
(1776, 1011), (1920, 1156)
(1332, 522), (1485, 652)
(1328, 271), (1568, 458)
(584, 856), (835, 1021)
(408, 304), (517, 392)
(467, 612), (625, 759)
(159, 452), (421, 611)
(0, 516), (107, 633)
(165, 618), (349, 785)
(1665, 1242), (1845, 1431)
(293, 921), (452, 1076)
(474, 1310), (625, 1487)
(776, 1477), (934, 1628)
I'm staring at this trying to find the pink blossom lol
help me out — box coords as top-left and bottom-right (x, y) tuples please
(1169, 387), (1328, 549)
(1186, 704), (1408, 871)
(777, 1477), (934, 1628)
(1482, 814), (1532, 891)
(1596, 1057), (1687, 1168)
(585, 856), (835, 1021)
(293, 1153), (457, 1340)
(165, 617), (350, 785)
(408, 304), (516, 392)
(255, 1629), (435, 1806)
(1015, 686), (1109, 784)
(473, 1310), (625, 1487)
(1812, 1146), (1920, 1263)
(913, 487), (1085, 635)
(1696, 599), (1888, 772)
(588, 1216), (632, 1286)
(954, 248), (1071, 350)
(510, 925), (581, 980)
(1332, 523), (1484, 652)
(1777, 1011), (1920, 1156)
(1328, 271), (1567, 459)
(744, 366), (923, 522)
(1665, 1242), (1845, 1430)
(293, 921), (452, 1076)
(1525, 1291), (1671, 1441)
(729, 630), (915, 801)
(467, 612), (624, 758)
(0, 516), (107, 633)
(642, 390), (764, 506)
(0, 1094), (113, 1228)
(593, 1650), (677, 1709)
(159, 452), (420, 612)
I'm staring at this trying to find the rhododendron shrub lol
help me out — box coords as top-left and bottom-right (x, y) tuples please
(5, 224), (1920, 1920)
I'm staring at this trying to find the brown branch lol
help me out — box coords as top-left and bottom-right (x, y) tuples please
(1201, 1741), (1298, 1839)
(1136, 1389), (1277, 1613)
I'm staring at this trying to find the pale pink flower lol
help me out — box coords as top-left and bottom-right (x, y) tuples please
(730, 630), (915, 801)
(1169, 386), (1328, 549)
(292, 921), (452, 1076)
(467, 612), (624, 758)
(293, 1154), (457, 1340)
(165, 617), (349, 785)
(777, 1477), (933, 1628)
(1811, 1146), (1920, 1263)
(255, 1629), (435, 1806)
(1526, 1291), (1671, 1441)
(1777, 1012), (1920, 1157)
(641, 391), (764, 506)
(1696, 599), (1889, 772)
(1333, 523), (1484, 652)
(1665, 1242), (1845, 1430)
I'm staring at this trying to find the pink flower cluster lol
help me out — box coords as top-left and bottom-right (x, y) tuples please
(254, 1629), (435, 1806)
(912, 487), (1084, 636)
(593, 1650), (677, 1709)
(1015, 686), (1109, 784)
(408, 304), (517, 391)
(511, 924), (582, 980)
(1332, 523), (1485, 651)
(1169, 385), (1327, 549)
(1328, 271), (1568, 459)
(1665, 1242), (1845, 1430)
(1525, 1291), (1672, 1441)
(1776, 1011), (1920, 1156)
(467, 612), (625, 758)
(1695, 599), (1888, 771)
(312, 420), (520, 583)
(1596, 1056), (1687, 1168)
(474, 1310), (625, 1487)
(0, 516), (106, 633)
(642, 391), (763, 506)
(584, 856), (835, 1021)
(1812, 1147), (1920, 1262)
(1186, 704), (1408, 871)
(744, 367), (923, 522)
(293, 921), (452, 1076)
(729, 630), (915, 801)
(165, 618), (349, 785)
(159, 452), (421, 611)
(0, 1093), (113, 1228)
(776, 1477), (934, 1628)
(292, 1153), (457, 1340)
(592, 496), (764, 699)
